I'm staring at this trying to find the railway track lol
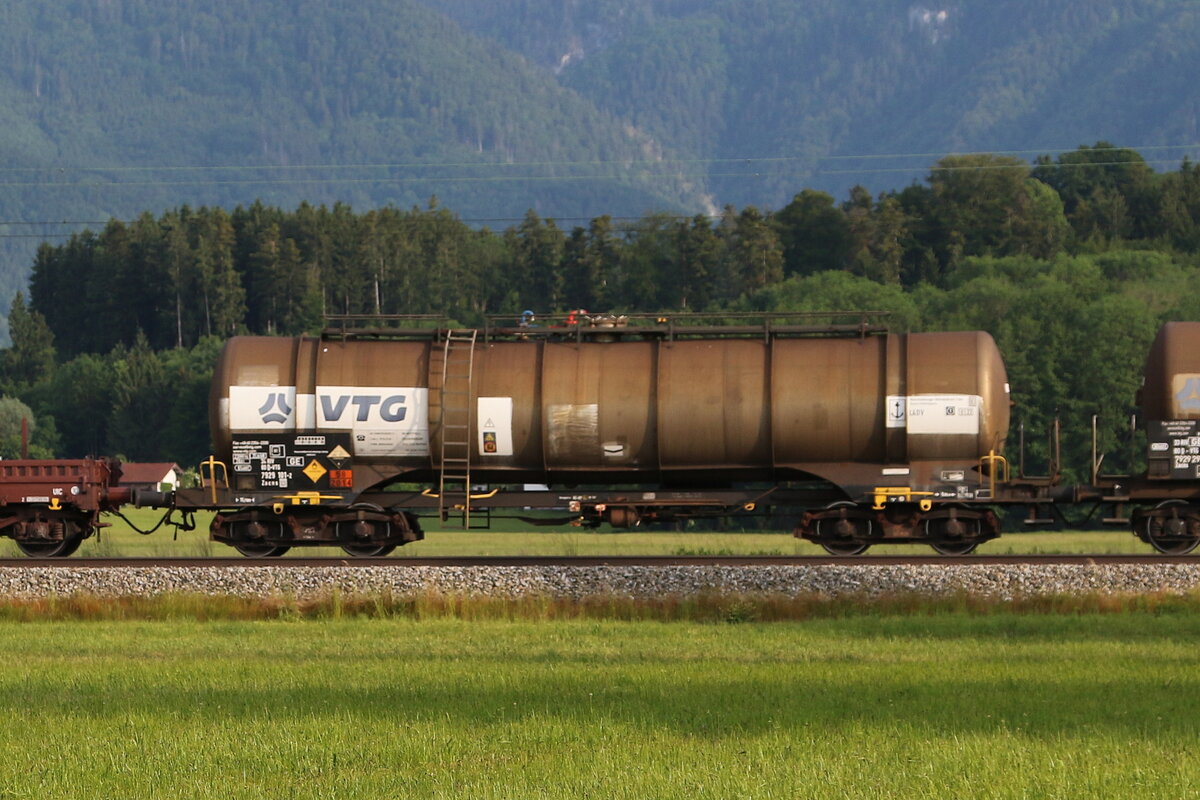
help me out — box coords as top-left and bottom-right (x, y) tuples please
(0, 554), (1196, 568)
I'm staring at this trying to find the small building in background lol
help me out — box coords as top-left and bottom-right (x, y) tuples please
(119, 462), (183, 492)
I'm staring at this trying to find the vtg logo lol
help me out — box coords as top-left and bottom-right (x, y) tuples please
(320, 394), (408, 423)
(230, 385), (425, 433)
(258, 392), (294, 425)
(1177, 377), (1200, 412)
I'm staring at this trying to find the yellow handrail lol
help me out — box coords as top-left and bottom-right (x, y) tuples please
(199, 456), (229, 505)
(980, 450), (1010, 497)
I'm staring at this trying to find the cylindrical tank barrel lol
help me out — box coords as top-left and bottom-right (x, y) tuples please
(1141, 322), (1200, 422)
(211, 331), (1009, 484)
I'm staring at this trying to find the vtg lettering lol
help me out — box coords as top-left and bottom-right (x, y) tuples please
(320, 393), (407, 423)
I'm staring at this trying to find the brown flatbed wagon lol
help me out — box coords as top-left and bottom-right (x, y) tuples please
(0, 458), (128, 556)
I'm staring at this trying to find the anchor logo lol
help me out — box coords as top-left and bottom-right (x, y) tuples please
(258, 392), (293, 425)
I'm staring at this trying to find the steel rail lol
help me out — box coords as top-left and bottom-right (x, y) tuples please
(0, 555), (1195, 568)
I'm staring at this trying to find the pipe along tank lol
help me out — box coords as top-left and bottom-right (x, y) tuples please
(195, 318), (1013, 556)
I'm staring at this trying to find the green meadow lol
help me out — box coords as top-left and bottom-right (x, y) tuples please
(0, 615), (1196, 798)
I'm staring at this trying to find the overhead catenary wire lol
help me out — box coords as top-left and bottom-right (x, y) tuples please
(0, 159), (1189, 189)
(0, 141), (1192, 176)
(0, 142), (1193, 237)
(0, 159), (1187, 190)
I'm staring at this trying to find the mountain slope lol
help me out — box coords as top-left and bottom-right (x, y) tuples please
(0, 0), (703, 304)
(422, 0), (1200, 206)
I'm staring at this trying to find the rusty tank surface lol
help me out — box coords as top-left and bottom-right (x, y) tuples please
(210, 316), (1009, 489)
(1140, 321), (1200, 425)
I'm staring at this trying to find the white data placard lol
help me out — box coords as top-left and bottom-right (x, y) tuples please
(905, 394), (982, 435)
(478, 397), (514, 456)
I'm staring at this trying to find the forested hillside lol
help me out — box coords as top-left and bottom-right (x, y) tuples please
(0, 0), (701, 305)
(5, 144), (1200, 480)
(424, 0), (1200, 206)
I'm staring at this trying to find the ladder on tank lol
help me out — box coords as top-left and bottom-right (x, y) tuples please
(436, 329), (477, 526)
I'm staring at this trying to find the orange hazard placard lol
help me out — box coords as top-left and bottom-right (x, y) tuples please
(302, 460), (328, 483)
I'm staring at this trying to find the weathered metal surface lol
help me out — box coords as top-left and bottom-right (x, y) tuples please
(477, 342), (546, 468)
(772, 335), (890, 464)
(658, 339), (771, 467)
(0, 459), (126, 515)
(211, 327), (1010, 492)
(1141, 321), (1200, 422)
(905, 331), (1010, 461)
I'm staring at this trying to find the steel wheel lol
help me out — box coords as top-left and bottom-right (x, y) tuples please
(16, 535), (83, 558)
(1144, 501), (1200, 555)
(815, 501), (872, 556)
(930, 540), (979, 556)
(232, 543), (291, 558)
(1150, 537), (1200, 556)
(820, 540), (871, 556)
(340, 544), (396, 558)
(57, 535), (86, 557)
(922, 507), (983, 556)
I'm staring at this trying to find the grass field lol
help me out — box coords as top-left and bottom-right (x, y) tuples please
(0, 507), (1155, 558)
(0, 614), (1196, 798)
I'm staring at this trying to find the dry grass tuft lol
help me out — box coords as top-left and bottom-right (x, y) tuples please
(0, 587), (1197, 622)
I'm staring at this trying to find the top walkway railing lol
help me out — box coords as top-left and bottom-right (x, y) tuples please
(321, 310), (891, 343)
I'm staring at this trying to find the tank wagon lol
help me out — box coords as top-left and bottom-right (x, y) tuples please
(146, 312), (1056, 557)
(1089, 321), (1200, 554)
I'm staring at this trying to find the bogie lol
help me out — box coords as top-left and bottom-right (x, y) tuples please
(1133, 501), (1200, 556)
(211, 506), (423, 557)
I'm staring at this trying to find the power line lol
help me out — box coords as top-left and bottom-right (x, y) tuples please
(0, 150), (1186, 193)
(0, 159), (1186, 192)
(0, 233), (78, 239)
(0, 147), (1190, 235)
(0, 142), (1193, 176)
(0, 213), (725, 235)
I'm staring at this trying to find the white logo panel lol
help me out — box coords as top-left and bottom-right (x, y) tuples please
(230, 386), (298, 431)
(316, 386), (429, 457)
(906, 394), (982, 435)
(478, 397), (514, 456)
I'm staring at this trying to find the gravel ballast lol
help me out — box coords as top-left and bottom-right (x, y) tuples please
(0, 564), (1197, 600)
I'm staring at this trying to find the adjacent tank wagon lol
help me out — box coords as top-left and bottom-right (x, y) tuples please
(1092, 321), (1200, 554)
